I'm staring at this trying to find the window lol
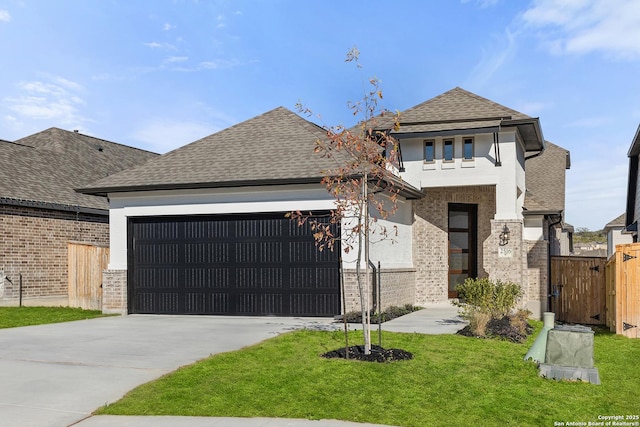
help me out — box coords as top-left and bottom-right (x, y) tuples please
(443, 139), (454, 162)
(463, 137), (474, 160)
(424, 140), (435, 163)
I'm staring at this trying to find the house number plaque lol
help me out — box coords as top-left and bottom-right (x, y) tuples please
(498, 246), (513, 258)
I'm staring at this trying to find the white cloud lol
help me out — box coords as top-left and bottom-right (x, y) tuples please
(170, 58), (257, 72)
(131, 120), (220, 154)
(216, 14), (226, 29)
(464, 29), (517, 87)
(0, 9), (10, 22)
(163, 23), (175, 31)
(4, 77), (91, 127)
(164, 56), (189, 64)
(522, 0), (640, 60)
(461, 0), (501, 7)
(144, 41), (176, 50)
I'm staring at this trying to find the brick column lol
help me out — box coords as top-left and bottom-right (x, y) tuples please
(102, 270), (127, 315)
(484, 220), (525, 288)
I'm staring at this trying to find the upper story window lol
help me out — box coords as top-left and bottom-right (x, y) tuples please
(424, 140), (435, 163)
(443, 139), (454, 162)
(463, 137), (474, 160)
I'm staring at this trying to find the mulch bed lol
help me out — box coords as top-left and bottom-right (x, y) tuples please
(322, 344), (413, 362)
(457, 315), (534, 343)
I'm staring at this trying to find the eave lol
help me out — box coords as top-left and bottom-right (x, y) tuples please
(0, 197), (108, 216)
(77, 175), (425, 201)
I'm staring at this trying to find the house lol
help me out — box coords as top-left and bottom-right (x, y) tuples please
(523, 141), (572, 256)
(605, 214), (633, 258)
(0, 128), (157, 305)
(80, 88), (570, 319)
(625, 124), (640, 240)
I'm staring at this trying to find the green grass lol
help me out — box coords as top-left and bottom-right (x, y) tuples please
(97, 323), (640, 427)
(0, 306), (108, 328)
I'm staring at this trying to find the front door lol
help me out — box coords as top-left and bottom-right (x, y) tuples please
(448, 204), (477, 298)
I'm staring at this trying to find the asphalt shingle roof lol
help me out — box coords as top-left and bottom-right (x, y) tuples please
(398, 87), (530, 126)
(0, 128), (157, 211)
(80, 107), (340, 195)
(524, 141), (571, 214)
(605, 213), (626, 229)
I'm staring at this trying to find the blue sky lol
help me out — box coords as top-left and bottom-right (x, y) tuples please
(1, 0), (639, 231)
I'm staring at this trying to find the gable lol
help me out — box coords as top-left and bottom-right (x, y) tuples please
(391, 88), (544, 152)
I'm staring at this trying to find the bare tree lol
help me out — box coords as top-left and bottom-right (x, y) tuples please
(290, 47), (404, 354)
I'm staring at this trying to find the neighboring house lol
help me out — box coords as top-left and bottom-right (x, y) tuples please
(0, 128), (157, 304)
(523, 142), (572, 256)
(605, 214), (632, 258)
(626, 124), (640, 240)
(80, 88), (570, 319)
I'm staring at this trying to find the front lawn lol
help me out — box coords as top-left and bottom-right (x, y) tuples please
(0, 306), (108, 329)
(97, 324), (640, 427)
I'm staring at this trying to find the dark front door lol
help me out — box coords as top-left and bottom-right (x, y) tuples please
(448, 204), (477, 298)
(128, 212), (340, 316)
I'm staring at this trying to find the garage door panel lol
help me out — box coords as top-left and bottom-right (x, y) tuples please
(236, 218), (282, 238)
(290, 294), (339, 316)
(184, 220), (229, 239)
(136, 243), (179, 264)
(135, 268), (180, 289)
(290, 267), (338, 288)
(236, 242), (283, 263)
(185, 268), (230, 288)
(237, 293), (283, 315)
(208, 293), (230, 313)
(185, 242), (229, 263)
(129, 213), (340, 316)
(236, 268), (283, 288)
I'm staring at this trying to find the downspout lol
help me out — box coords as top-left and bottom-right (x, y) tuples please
(547, 215), (563, 312)
(493, 132), (502, 166)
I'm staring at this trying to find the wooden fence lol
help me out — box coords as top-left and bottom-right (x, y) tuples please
(550, 256), (607, 325)
(68, 242), (109, 310)
(605, 243), (640, 339)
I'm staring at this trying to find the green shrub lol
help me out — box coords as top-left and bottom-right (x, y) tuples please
(455, 278), (523, 318)
(454, 278), (523, 337)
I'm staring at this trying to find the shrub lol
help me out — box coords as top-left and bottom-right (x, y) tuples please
(454, 278), (523, 337)
(343, 304), (422, 324)
(455, 278), (523, 318)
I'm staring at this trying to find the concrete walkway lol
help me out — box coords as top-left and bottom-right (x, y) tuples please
(0, 304), (463, 427)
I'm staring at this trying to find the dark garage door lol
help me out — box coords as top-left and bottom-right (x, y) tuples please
(128, 212), (340, 316)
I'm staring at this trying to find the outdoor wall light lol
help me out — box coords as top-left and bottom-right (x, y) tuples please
(499, 224), (510, 246)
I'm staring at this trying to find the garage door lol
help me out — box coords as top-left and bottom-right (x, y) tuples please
(128, 212), (340, 316)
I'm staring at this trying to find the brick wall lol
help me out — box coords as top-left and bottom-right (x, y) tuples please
(343, 268), (415, 313)
(0, 204), (108, 300)
(483, 219), (525, 285)
(412, 186), (496, 304)
(102, 269), (127, 314)
(525, 239), (549, 318)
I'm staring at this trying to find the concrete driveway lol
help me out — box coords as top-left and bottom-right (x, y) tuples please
(0, 315), (340, 427)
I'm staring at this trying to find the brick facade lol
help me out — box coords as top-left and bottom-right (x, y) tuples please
(343, 268), (416, 313)
(483, 219), (525, 285)
(412, 186), (496, 304)
(0, 204), (108, 301)
(102, 269), (127, 314)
